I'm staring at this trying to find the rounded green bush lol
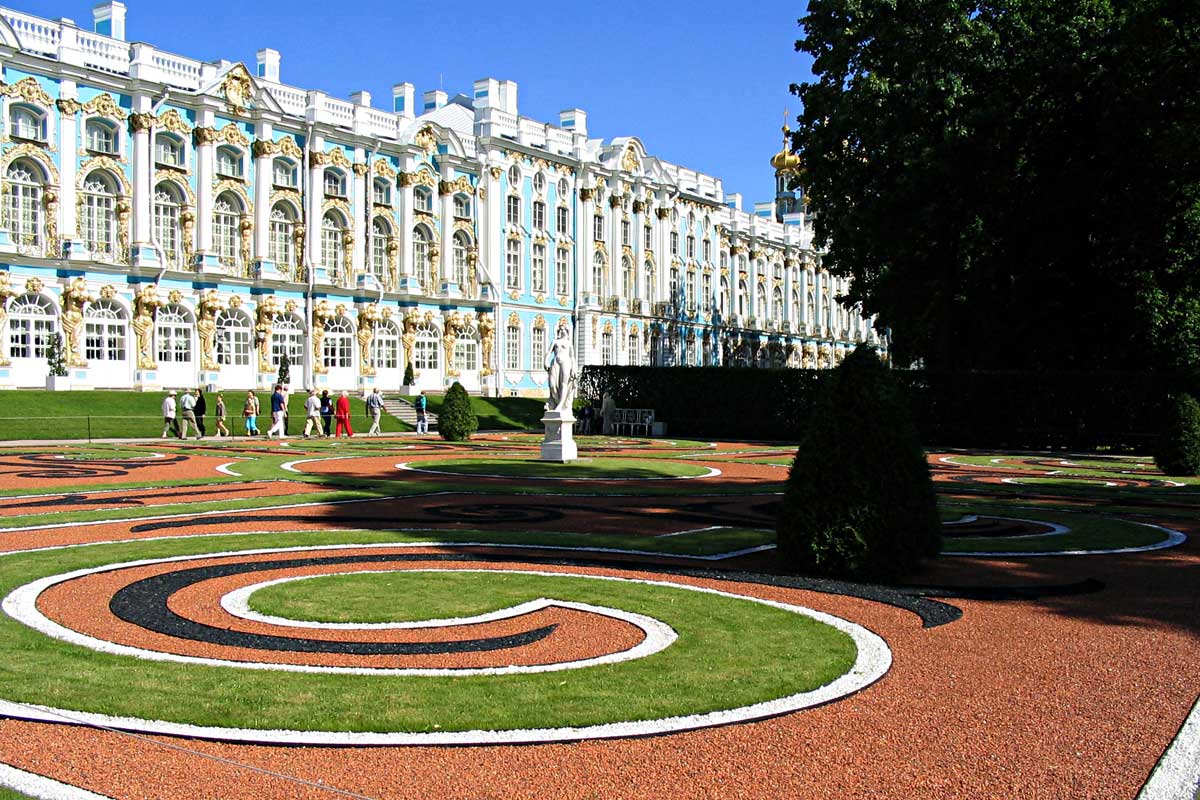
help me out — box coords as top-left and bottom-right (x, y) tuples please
(1154, 393), (1200, 476)
(438, 381), (478, 441)
(776, 346), (940, 581)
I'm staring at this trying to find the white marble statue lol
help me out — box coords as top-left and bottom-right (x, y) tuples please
(545, 319), (576, 414)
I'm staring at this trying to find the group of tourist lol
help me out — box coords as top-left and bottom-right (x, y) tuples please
(161, 386), (429, 440)
(160, 388), (230, 440)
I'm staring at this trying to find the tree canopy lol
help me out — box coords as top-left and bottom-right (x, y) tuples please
(791, 0), (1200, 370)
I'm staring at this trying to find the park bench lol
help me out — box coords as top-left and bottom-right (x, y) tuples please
(611, 408), (661, 437)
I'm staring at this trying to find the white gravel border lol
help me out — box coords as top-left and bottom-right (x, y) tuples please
(0, 762), (113, 799)
(1137, 692), (1200, 800)
(943, 520), (1187, 557)
(0, 546), (890, 745)
(394, 461), (722, 481)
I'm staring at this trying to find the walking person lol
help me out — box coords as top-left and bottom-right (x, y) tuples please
(334, 390), (354, 437)
(303, 389), (325, 438)
(319, 390), (334, 436)
(178, 388), (199, 440)
(161, 390), (178, 438)
(414, 390), (428, 435)
(281, 384), (291, 437)
(214, 394), (230, 437)
(365, 387), (383, 436)
(266, 384), (287, 438)
(243, 390), (260, 436)
(194, 387), (207, 439)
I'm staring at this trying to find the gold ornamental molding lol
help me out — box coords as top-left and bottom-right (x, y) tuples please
(1, 142), (60, 184)
(55, 98), (82, 115)
(77, 156), (132, 195)
(413, 126), (437, 154)
(269, 188), (303, 213)
(438, 175), (473, 196)
(220, 65), (254, 116)
(621, 147), (640, 174)
(352, 163), (369, 177)
(129, 112), (154, 133)
(1, 78), (52, 107)
(373, 158), (397, 178)
(154, 170), (196, 206)
(156, 109), (192, 135)
(212, 180), (252, 213)
(82, 93), (127, 121)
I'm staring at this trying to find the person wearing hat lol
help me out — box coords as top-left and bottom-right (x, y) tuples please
(161, 390), (178, 439)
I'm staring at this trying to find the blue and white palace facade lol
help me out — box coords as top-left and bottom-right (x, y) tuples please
(0, 3), (884, 394)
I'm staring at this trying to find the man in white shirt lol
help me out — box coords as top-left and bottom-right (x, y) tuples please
(365, 388), (383, 436)
(303, 389), (325, 438)
(178, 388), (199, 440)
(161, 390), (178, 438)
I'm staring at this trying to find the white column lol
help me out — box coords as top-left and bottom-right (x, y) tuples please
(352, 150), (367, 280)
(57, 81), (79, 248)
(632, 200), (645, 307)
(483, 165), (502, 291)
(307, 135), (325, 279)
(438, 172), (455, 290)
(814, 270), (825, 335)
(131, 95), (152, 250)
(578, 187), (594, 298)
(252, 123), (272, 267)
(784, 262), (794, 325)
(399, 173), (414, 281)
(194, 110), (215, 258)
(798, 268), (809, 332)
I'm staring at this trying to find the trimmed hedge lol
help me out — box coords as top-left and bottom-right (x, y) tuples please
(580, 364), (1196, 450)
(777, 347), (940, 581)
(1154, 394), (1200, 476)
(438, 381), (478, 441)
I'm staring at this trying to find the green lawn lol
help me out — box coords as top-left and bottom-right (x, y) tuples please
(424, 394), (546, 431)
(939, 504), (1172, 553)
(0, 787), (35, 800)
(0, 390), (411, 440)
(406, 456), (711, 479)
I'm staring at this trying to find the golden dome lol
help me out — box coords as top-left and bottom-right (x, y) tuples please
(771, 123), (802, 174)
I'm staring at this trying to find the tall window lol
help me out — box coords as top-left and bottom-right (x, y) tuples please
(10, 106), (45, 142)
(555, 248), (570, 294)
(372, 319), (399, 370)
(322, 317), (353, 369)
(556, 206), (569, 235)
(7, 294), (55, 359)
(686, 235), (695, 259)
(720, 277), (730, 317)
(156, 305), (192, 364)
(505, 238), (521, 290)
(413, 226), (432, 288)
(738, 280), (748, 317)
(215, 309), (251, 366)
(702, 273), (712, 311)
(83, 300), (127, 362)
(323, 169), (346, 197)
(414, 322), (439, 370)
(601, 332), (613, 365)
(4, 160), (42, 249)
(212, 192), (241, 267)
(85, 119), (117, 154)
(532, 325), (546, 363)
(505, 324), (520, 370)
(772, 287), (784, 322)
(531, 243), (547, 293)
(644, 264), (654, 303)
(670, 231), (679, 255)
(622, 257), (633, 297)
(592, 252), (605, 295)
(373, 178), (391, 206)
(644, 225), (652, 250)
(80, 172), (118, 258)
(592, 214), (604, 241)
(271, 314), (304, 367)
(153, 183), (182, 266)
(622, 220), (631, 247)
(452, 231), (471, 286)
(453, 193), (471, 218)
(321, 211), (346, 282)
(268, 204), (296, 270)
(272, 158), (297, 187)
(532, 200), (546, 230)
(686, 271), (696, 309)
(506, 195), (521, 226)
(703, 239), (711, 262)
(669, 267), (680, 300)
(371, 218), (392, 279)
(627, 333), (640, 366)
(453, 325), (478, 373)
(757, 290), (767, 322)
(216, 146), (243, 179)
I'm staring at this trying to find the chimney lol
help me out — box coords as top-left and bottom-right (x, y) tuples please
(92, 1), (125, 40)
(255, 48), (280, 82)
(559, 109), (587, 136)
(392, 83), (415, 119)
(350, 90), (371, 107)
(422, 90), (447, 113)
(497, 80), (518, 115)
(473, 78), (500, 109)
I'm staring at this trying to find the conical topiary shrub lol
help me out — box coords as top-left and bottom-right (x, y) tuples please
(403, 362), (415, 387)
(777, 346), (940, 582)
(1154, 393), (1200, 476)
(438, 381), (478, 441)
(277, 352), (291, 386)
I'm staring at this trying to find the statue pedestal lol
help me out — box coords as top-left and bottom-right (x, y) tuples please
(540, 410), (578, 462)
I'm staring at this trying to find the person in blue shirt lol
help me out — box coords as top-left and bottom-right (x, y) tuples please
(266, 384), (287, 438)
(415, 391), (428, 434)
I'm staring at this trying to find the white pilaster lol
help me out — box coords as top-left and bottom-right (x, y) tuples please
(131, 94), (151, 250)
(351, 148), (366, 279)
(252, 122), (273, 270)
(195, 108), (215, 259)
(57, 80), (79, 252)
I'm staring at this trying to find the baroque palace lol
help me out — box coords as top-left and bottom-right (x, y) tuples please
(0, 2), (884, 394)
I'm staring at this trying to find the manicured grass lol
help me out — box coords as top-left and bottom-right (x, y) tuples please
(424, 395), (546, 431)
(939, 504), (1172, 552)
(0, 390), (411, 440)
(0, 530), (854, 733)
(0, 787), (36, 800)
(406, 456), (711, 479)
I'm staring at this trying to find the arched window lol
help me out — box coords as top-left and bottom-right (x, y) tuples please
(372, 178), (391, 206)
(371, 217), (392, 279)
(9, 105), (45, 142)
(505, 322), (521, 370)
(791, 290), (800, 324)
(737, 280), (748, 318)
(271, 313), (304, 367)
(719, 277), (730, 317)
(414, 186), (433, 212)
(268, 203), (296, 270)
(453, 193), (471, 218)
(84, 299), (127, 362)
(153, 182), (183, 267)
(622, 257), (633, 298)
(322, 316), (353, 369)
(85, 118), (118, 155)
(555, 248), (570, 294)
(414, 321), (439, 370)
(413, 225), (433, 288)
(321, 211), (346, 282)
(216, 146), (243, 179)
(453, 323), (478, 373)
(531, 242), (547, 293)
(212, 191), (243, 267)
(215, 308), (252, 366)
(155, 133), (184, 167)
(453, 231), (471, 287)
(806, 291), (816, 328)
(772, 286), (784, 322)
(272, 157), (297, 188)
(80, 171), (118, 258)
(5, 160), (43, 249)
(155, 304), (193, 364)
(643, 264), (654, 303)
(323, 169), (345, 198)
(506, 238), (521, 290)
(372, 318), (399, 370)
(756, 288), (768, 321)
(7, 293), (56, 359)
(592, 251), (605, 295)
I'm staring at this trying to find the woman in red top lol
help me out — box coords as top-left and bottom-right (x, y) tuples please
(334, 390), (354, 437)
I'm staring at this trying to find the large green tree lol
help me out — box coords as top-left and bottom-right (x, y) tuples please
(792, 0), (1200, 370)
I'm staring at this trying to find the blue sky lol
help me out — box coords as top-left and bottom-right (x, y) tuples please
(13, 0), (814, 204)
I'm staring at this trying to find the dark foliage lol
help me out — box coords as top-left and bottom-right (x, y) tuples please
(1154, 394), (1200, 476)
(403, 362), (415, 386)
(276, 353), (291, 387)
(438, 381), (478, 441)
(46, 333), (67, 377)
(777, 347), (940, 581)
